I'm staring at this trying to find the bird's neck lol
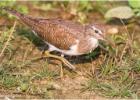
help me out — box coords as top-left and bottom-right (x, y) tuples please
(89, 37), (99, 50)
(77, 37), (99, 54)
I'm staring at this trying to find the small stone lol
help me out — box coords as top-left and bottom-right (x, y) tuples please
(107, 27), (119, 34)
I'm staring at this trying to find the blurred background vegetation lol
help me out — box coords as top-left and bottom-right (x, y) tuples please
(0, 0), (140, 99)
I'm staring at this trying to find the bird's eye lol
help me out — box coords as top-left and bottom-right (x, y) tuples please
(91, 26), (102, 35)
(95, 29), (99, 34)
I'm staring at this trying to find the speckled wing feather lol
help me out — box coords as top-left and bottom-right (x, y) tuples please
(3, 8), (86, 50)
(40, 18), (86, 39)
(31, 18), (86, 50)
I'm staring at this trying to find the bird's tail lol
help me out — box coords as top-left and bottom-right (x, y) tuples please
(2, 7), (24, 19)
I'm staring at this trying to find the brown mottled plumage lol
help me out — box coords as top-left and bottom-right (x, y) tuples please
(2, 7), (114, 70)
(2, 8), (106, 56)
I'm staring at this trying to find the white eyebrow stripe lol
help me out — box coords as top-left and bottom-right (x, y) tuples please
(92, 26), (102, 34)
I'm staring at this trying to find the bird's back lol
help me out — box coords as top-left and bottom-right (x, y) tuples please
(3, 8), (86, 50)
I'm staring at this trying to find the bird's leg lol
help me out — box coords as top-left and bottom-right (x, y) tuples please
(60, 54), (64, 78)
(44, 51), (76, 70)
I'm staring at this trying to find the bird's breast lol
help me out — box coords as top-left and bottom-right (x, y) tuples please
(77, 37), (99, 54)
(89, 37), (99, 50)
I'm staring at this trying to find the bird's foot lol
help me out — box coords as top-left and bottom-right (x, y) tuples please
(44, 51), (76, 71)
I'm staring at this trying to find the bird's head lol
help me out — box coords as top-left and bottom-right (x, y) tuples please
(85, 24), (105, 40)
(85, 24), (115, 47)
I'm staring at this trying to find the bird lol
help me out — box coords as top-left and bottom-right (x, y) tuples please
(2, 7), (113, 71)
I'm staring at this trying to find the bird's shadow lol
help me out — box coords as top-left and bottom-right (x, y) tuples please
(17, 27), (102, 64)
(106, 18), (129, 25)
(16, 27), (47, 48)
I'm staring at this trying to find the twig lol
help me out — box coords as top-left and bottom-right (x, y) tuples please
(119, 19), (129, 36)
(0, 21), (17, 58)
(119, 19), (130, 63)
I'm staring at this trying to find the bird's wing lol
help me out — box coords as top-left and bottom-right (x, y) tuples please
(37, 18), (86, 39)
(22, 17), (86, 50)
(34, 18), (86, 50)
(3, 8), (86, 50)
(18, 16), (84, 50)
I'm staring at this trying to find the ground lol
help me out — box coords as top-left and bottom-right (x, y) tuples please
(0, 1), (140, 99)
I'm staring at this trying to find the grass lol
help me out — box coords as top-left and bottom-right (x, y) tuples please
(0, 23), (59, 98)
(84, 58), (139, 98)
(0, 1), (140, 99)
(84, 24), (140, 98)
(85, 78), (135, 98)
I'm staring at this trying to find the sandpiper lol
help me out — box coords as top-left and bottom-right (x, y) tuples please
(2, 7), (113, 70)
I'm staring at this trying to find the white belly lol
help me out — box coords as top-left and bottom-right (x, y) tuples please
(46, 40), (83, 56)
(47, 38), (99, 56)
(32, 31), (98, 56)
(32, 30), (82, 56)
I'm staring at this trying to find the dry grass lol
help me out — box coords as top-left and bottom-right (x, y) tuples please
(0, 1), (140, 99)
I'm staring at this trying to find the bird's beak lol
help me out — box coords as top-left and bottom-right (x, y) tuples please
(99, 34), (106, 41)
